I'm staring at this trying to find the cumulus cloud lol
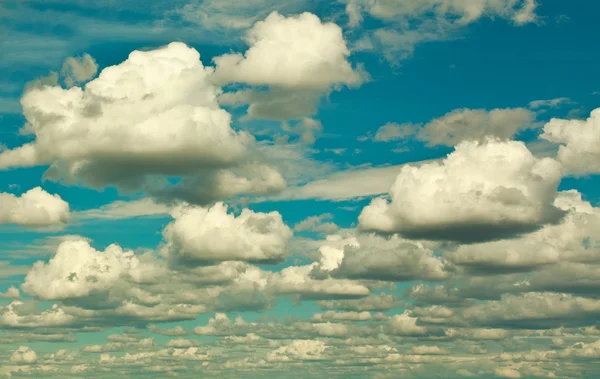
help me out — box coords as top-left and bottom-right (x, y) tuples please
(320, 234), (451, 282)
(213, 11), (366, 121)
(0, 42), (262, 196)
(10, 346), (38, 363)
(266, 339), (328, 361)
(446, 190), (600, 273)
(161, 202), (292, 264)
(359, 139), (563, 242)
(0, 187), (70, 227)
(214, 12), (364, 90)
(22, 240), (142, 300)
(540, 108), (600, 175)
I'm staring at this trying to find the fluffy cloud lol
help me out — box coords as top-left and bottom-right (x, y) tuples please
(22, 240), (142, 300)
(214, 12), (364, 90)
(0, 187), (70, 227)
(359, 139), (563, 242)
(10, 346), (38, 363)
(320, 234), (451, 282)
(540, 108), (600, 175)
(266, 339), (328, 361)
(0, 42), (256, 192)
(447, 190), (600, 273)
(61, 53), (98, 87)
(161, 202), (292, 264)
(452, 292), (600, 329)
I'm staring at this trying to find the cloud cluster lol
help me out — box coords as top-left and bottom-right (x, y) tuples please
(359, 139), (563, 242)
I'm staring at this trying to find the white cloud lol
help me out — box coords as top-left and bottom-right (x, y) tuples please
(22, 240), (140, 300)
(0, 42), (254, 191)
(0, 286), (20, 299)
(162, 202), (292, 264)
(266, 339), (328, 361)
(0, 187), (70, 227)
(77, 198), (171, 219)
(447, 190), (600, 273)
(359, 139), (563, 242)
(321, 234), (450, 282)
(528, 97), (572, 109)
(214, 12), (364, 90)
(540, 108), (600, 175)
(10, 346), (38, 363)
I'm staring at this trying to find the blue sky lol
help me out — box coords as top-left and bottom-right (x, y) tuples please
(1, 0), (600, 378)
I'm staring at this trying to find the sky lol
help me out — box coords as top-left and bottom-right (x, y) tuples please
(1, 0), (600, 377)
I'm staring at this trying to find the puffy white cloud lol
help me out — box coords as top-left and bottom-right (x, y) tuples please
(313, 311), (373, 322)
(318, 293), (402, 312)
(266, 339), (328, 361)
(0, 301), (74, 328)
(162, 202), (292, 264)
(389, 312), (428, 336)
(0, 187), (70, 227)
(0, 42), (255, 191)
(409, 345), (448, 355)
(540, 108), (600, 175)
(214, 12), (364, 90)
(22, 240), (156, 301)
(359, 139), (563, 242)
(454, 292), (600, 329)
(10, 346), (38, 363)
(447, 190), (600, 273)
(0, 286), (20, 299)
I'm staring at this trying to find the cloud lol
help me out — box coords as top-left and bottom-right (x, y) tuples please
(320, 234), (451, 282)
(417, 108), (535, 147)
(294, 213), (339, 235)
(22, 240), (142, 300)
(266, 339), (328, 361)
(372, 122), (419, 142)
(10, 346), (38, 363)
(451, 292), (600, 329)
(528, 97), (572, 109)
(77, 198), (172, 220)
(0, 42), (256, 193)
(213, 11), (366, 121)
(446, 190), (600, 274)
(540, 108), (600, 175)
(161, 202), (292, 264)
(0, 286), (20, 299)
(318, 293), (402, 312)
(345, 0), (539, 63)
(61, 53), (98, 87)
(214, 12), (364, 90)
(0, 187), (70, 227)
(359, 139), (563, 242)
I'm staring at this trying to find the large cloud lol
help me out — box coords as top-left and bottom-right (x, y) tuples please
(318, 234), (451, 282)
(359, 139), (563, 242)
(214, 11), (364, 90)
(0, 42), (256, 191)
(447, 190), (600, 273)
(540, 108), (600, 175)
(161, 202), (293, 265)
(22, 240), (143, 300)
(0, 187), (70, 227)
